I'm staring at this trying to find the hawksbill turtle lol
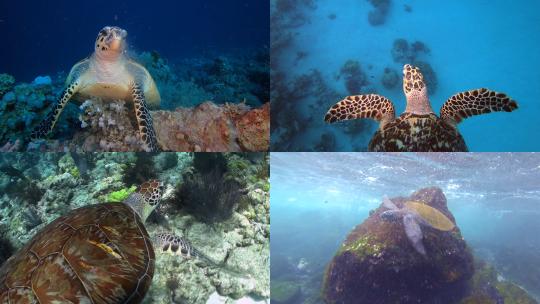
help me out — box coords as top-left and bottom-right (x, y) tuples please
(0, 180), (244, 303)
(380, 196), (455, 256)
(324, 64), (518, 151)
(30, 26), (161, 152)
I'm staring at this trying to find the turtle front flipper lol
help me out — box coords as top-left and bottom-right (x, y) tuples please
(154, 232), (218, 266)
(440, 88), (518, 125)
(130, 81), (160, 152)
(403, 214), (426, 256)
(154, 232), (249, 278)
(324, 94), (396, 127)
(30, 80), (81, 140)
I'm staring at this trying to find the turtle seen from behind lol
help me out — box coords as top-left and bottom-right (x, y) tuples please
(0, 180), (234, 303)
(30, 26), (161, 152)
(324, 64), (518, 151)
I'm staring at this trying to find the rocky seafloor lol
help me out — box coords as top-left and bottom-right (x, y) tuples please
(0, 152), (270, 303)
(271, 187), (537, 304)
(0, 49), (270, 152)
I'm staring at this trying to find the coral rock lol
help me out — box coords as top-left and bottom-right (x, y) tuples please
(0, 74), (15, 97)
(381, 67), (399, 89)
(323, 187), (474, 304)
(153, 101), (269, 152)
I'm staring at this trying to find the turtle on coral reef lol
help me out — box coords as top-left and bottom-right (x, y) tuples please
(0, 180), (239, 303)
(324, 64), (518, 151)
(380, 196), (455, 255)
(30, 26), (161, 152)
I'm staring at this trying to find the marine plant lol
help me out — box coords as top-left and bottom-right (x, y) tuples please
(177, 168), (243, 224)
(104, 186), (137, 203)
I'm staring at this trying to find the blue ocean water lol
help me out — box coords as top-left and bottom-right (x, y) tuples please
(0, 0), (269, 82)
(270, 152), (540, 302)
(271, 0), (540, 151)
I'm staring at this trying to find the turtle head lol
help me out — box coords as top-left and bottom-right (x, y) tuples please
(94, 26), (128, 60)
(380, 210), (403, 222)
(123, 180), (164, 223)
(402, 64), (434, 115)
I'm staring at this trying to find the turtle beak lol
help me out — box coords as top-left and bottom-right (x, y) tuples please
(109, 37), (123, 51)
(105, 28), (127, 52)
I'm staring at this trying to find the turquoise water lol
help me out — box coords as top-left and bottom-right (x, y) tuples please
(271, 0), (540, 151)
(270, 152), (540, 302)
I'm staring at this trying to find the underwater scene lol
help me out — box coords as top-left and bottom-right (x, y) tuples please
(271, 0), (540, 152)
(0, 1), (269, 152)
(271, 152), (540, 303)
(0, 152), (269, 303)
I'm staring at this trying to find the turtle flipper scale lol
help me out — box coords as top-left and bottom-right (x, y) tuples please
(30, 81), (80, 140)
(154, 232), (217, 266)
(324, 94), (395, 126)
(130, 81), (160, 152)
(440, 88), (518, 124)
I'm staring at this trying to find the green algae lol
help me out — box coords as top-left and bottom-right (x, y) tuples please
(271, 280), (301, 303)
(104, 186), (137, 203)
(495, 282), (537, 304)
(337, 235), (384, 258)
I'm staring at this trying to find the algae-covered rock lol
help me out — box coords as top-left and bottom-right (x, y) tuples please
(271, 280), (302, 304)
(460, 259), (538, 304)
(323, 187), (474, 303)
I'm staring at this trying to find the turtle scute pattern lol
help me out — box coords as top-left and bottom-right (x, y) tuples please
(405, 201), (455, 231)
(403, 64), (426, 94)
(368, 113), (467, 152)
(324, 94), (395, 123)
(440, 88), (518, 123)
(0, 203), (155, 304)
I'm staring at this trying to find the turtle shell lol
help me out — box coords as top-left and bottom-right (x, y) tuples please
(0, 202), (155, 303)
(368, 113), (468, 152)
(405, 201), (455, 231)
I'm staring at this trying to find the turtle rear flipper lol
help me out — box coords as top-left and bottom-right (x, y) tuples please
(324, 94), (395, 126)
(130, 81), (160, 152)
(403, 214), (426, 256)
(30, 81), (80, 140)
(440, 88), (518, 125)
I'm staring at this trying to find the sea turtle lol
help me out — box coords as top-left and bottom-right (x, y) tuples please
(0, 180), (231, 303)
(30, 26), (161, 152)
(324, 64), (518, 151)
(380, 196), (455, 256)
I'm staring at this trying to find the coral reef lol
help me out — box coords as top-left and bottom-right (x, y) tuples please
(323, 187), (474, 303)
(26, 99), (269, 152)
(391, 38), (430, 64)
(136, 50), (269, 109)
(0, 48), (269, 151)
(339, 60), (369, 95)
(0, 74), (15, 97)
(0, 152), (270, 303)
(367, 0), (391, 26)
(0, 78), (79, 146)
(460, 260), (538, 304)
(412, 60), (438, 95)
(381, 67), (399, 89)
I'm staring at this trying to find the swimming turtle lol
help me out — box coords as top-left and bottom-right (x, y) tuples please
(30, 26), (161, 152)
(380, 196), (455, 255)
(324, 64), (518, 151)
(0, 180), (228, 303)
